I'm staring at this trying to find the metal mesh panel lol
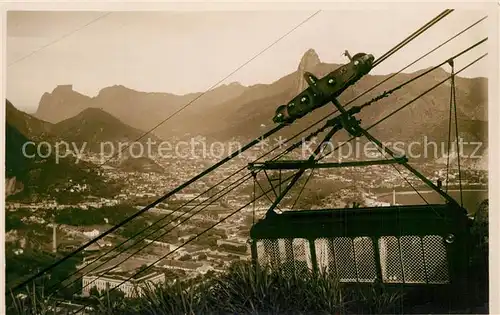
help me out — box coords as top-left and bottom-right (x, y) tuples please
(292, 238), (313, 272)
(423, 235), (449, 284)
(256, 238), (312, 274)
(353, 237), (377, 283)
(256, 234), (451, 285)
(256, 239), (280, 267)
(314, 238), (335, 274)
(280, 239), (296, 274)
(333, 237), (357, 282)
(379, 236), (404, 283)
(400, 236), (426, 283)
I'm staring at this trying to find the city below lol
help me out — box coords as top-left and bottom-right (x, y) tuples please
(5, 146), (488, 305)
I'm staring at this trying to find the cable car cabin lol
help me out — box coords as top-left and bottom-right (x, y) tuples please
(249, 203), (470, 289)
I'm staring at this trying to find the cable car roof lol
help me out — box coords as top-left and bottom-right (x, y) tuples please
(250, 203), (470, 239)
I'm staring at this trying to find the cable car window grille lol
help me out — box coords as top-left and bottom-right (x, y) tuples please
(333, 237), (357, 282)
(400, 236), (427, 283)
(379, 236), (405, 283)
(422, 235), (449, 284)
(256, 236), (450, 285)
(378, 235), (450, 284)
(256, 239), (281, 268)
(314, 238), (335, 274)
(255, 238), (313, 274)
(353, 237), (377, 283)
(292, 238), (313, 272)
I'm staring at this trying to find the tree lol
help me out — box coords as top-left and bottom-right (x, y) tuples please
(89, 286), (100, 298)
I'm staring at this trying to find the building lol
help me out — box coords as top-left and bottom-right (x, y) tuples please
(83, 229), (100, 238)
(156, 259), (203, 271)
(82, 271), (166, 298)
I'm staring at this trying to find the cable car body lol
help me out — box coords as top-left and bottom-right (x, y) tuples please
(249, 203), (470, 288)
(250, 52), (474, 308)
(273, 52), (374, 124)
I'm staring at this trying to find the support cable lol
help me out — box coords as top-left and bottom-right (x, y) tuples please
(11, 13), (485, 294)
(318, 54), (488, 199)
(451, 61), (465, 207)
(69, 53), (487, 312)
(71, 172), (253, 298)
(50, 113), (332, 297)
(9, 125), (284, 293)
(358, 38), (487, 110)
(252, 172), (257, 225)
(446, 66), (454, 193)
(69, 172), (297, 314)
(50, 39), (489, 297)
(372, 9), (453, 67)
(47, 117), (324, 296)
(290, 169), (315, 210)
(349, 16), (486, 109)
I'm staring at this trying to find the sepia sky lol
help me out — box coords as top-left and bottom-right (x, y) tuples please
(6, 9), (490, 112)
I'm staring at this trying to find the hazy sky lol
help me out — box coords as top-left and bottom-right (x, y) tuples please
(6, 9), (490, 112)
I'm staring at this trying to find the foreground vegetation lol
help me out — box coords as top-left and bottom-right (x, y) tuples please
(8, 257), (488, 315)
(7, 200), (488, 315)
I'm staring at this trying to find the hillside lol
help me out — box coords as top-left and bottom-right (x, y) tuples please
(5, 100), (121, 202)
(6, 99), (56, 141)
(33, 50), (488, 153)
(52, 107), (162, 153)
(118, 156), (165, 174)
(36, 83), (247, 140)
(7, 99), (161, 155)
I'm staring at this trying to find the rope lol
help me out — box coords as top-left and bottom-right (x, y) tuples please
(252, 172), (256, 225)
(352, 15), (487, 109)
(69, 172), (297, 314)
(12, 12), (486, 295)
(53, 37), (486, 296)
(446, 64), (454, 193)
(71, 173), (253, 299)
(372, 9), (453, 67)
(68, 51), (486, 310)
(359, 38), (487, 110)
(291, 169), (315, 210)
(451, 63), (465, 207)
(8, 124), (283, 293)
(8, 13), (112, 67)
(49, 113), (335, 298)
(364, 54), (487, 135)
(46, 116), (333, 297)
(317, 54), (487, 197)
(8, 11), (324, 293)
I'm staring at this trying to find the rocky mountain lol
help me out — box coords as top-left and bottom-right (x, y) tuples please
(33, 49), (487, 159)
(206, 55), (486, 142)
(36, 82), (247, 140)
(296, 48), (321, 93)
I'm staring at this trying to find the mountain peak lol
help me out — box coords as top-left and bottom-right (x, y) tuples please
(97, 85), (137, 97)
(298, 49), (321, 72)
(52, 84), (74, 93)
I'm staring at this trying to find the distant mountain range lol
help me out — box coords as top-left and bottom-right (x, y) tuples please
(5, 108), (117, 202)
(8, 49), (488, 175)
(32, 49), (487, 149)
(7, 99), (160, 153)
(5, 98), (171, 200)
